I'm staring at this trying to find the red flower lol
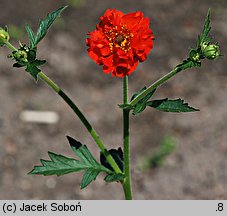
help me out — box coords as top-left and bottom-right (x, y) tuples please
(86, 9), (154, 77)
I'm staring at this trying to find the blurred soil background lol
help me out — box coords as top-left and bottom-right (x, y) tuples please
(0, 0), (226, 199)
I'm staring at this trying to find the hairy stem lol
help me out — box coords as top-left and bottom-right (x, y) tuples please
(122, 76), (133, 200)
(5, 41), (122, 174)
(40, 72), (123, 174)
(5, 41), (18, 52)
(129, 67), (182, 106)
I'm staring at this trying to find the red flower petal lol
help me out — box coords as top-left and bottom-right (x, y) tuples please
(87, 9), (154, 77)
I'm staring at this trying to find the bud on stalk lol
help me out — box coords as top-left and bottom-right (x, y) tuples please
(0, 27), (10, 46)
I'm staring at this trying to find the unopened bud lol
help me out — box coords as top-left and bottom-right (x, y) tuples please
(0, 27), (10, 46)
(203, 44), (220, 60)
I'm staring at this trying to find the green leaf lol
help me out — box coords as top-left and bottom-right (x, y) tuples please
(100, 148), (124, 172)
(67, 136), (102, 167)
(29, 152), (87, 176)
(33, 6), (68, 48)
(197, 35), (201, 49)
(25, 63), (41, 81)
(29, 136), (112, 189)
(25, 24), (36, 48)
(81, 168), (100, 189)
(132, 88), (156, 115)
(25, 59), (46, 81)
(27, 50), (36, 62)
(201, 9), (212, 45)
(67, 136), (112, 188)
(130, 86), (147, 101)
(32, 59), (46, 66)
(13, 62), (26, 68)
(147, 98), (199, 112)
(104, 173), (125, 183)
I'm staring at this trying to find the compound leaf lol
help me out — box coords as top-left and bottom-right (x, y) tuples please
(29, 136), (112, 189)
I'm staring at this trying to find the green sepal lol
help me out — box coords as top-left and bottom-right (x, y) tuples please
(104, 173), (125, 183)
(147, 98), (199, 112)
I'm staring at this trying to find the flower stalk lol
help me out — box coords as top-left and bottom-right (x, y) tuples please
(122, 76), (133, 200)
(129, 66), (185, 107)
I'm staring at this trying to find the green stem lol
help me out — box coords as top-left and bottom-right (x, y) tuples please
(5, 41), (122, 174)
(38, 72), (122, 174)
(122, 76), (132, 200)
(129, 67), (182, 106)
(5, 41), (18, 52)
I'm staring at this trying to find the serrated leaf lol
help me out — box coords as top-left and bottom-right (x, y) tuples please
(132, 88), (156, 115)
(201, 9), (212, 45)
(25, 59), (46, 81)
(67, 136), (101, 167)
(29, 152), (87, 176)
(104, 173), (125, 183)
(33, 6), (68, 48)
(30, 136), (113, 189)
(25, 24), (36, 48)
(100, 148), (124, 172)
(147, 98), (199, 112)
(81, 168), (100, 189)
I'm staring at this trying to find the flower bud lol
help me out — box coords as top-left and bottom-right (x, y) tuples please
(0, 27), (10, 46)
(189, 49), (201, 62)
(13, 50), (28, 61)
(203, 44), (220, 60)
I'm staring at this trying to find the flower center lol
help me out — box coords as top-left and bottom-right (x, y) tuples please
(105, 25), (134, 52)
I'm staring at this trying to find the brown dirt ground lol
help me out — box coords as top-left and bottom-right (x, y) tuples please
(0, 0), (227, 199)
